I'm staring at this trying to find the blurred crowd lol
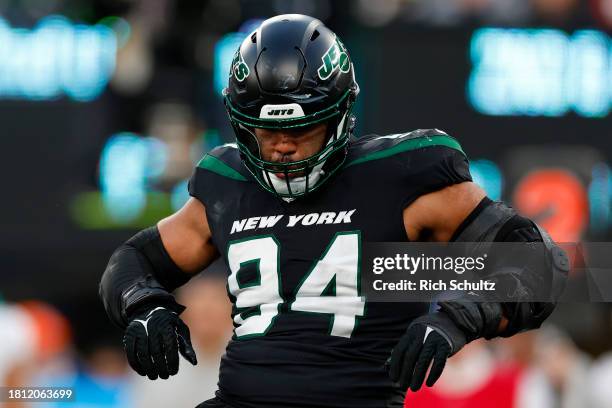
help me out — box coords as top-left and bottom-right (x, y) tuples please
(1, 265), (233, 408)
(2, 294), (612, 407)
(3, 0), (612, 29)
(404, 325), (612, 408)
(355, 0), (612, 27)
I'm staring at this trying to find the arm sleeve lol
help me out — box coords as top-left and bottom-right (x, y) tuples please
(99, 227), (189, 328)
(393, 130), (472, 207)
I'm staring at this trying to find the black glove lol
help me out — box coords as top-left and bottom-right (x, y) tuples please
(123, 306), (197, 380)
(387, 312), (468, 392)
(437, 300), (502, 340)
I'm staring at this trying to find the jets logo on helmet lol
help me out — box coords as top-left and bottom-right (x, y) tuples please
(268, 109), (293, 116)
(223, 14), (359, 200)
(259, 103), (305, 119)
(318, 37), (351, 81)
(231, 50), (250, 82)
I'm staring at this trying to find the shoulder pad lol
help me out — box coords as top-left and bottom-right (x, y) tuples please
(346, 129), (464, 167)
(345, 129), (471, 208)
(195, 143), (247, 182)
(188, 143), (250, 207)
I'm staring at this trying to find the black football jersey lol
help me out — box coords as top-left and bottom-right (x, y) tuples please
(188, 129), (472, 408)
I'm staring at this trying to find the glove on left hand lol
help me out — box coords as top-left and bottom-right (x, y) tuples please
(387, 311), (468, 392)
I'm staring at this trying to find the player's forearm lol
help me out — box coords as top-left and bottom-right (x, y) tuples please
(99, 226), (192, 328)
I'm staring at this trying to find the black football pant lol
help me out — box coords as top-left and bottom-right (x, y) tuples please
(196, 392), (406, 408)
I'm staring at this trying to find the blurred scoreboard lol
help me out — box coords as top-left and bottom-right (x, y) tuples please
(2, 22), (612, 258)
(353, 25), (612, 241)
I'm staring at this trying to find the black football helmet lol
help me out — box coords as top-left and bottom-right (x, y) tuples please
(224, 14), (359, 200)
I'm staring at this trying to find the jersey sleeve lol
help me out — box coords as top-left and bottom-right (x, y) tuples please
(188, 144), (248, 207)
(394, 129), (472, 206)
(347, 129), (472, 208)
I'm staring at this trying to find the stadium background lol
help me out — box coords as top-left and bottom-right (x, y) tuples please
(1, 0), (612, 406)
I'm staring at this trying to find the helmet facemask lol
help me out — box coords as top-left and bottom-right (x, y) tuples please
(228, 92), (356, 200)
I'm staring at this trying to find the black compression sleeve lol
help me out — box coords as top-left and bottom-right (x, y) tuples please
(99, 226), (192, 328)
(125, 227), (192, 291)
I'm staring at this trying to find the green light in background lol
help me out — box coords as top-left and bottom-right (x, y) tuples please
(70, 191), (173, 229)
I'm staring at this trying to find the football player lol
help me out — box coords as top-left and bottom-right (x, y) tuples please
(100, 14), (568, 408)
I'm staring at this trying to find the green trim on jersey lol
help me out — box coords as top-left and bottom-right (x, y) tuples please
(345, 134), (465, 168)
(197, 154), (248, 181)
